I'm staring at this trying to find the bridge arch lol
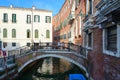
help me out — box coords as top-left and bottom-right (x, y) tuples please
(18, 53), (88, 77)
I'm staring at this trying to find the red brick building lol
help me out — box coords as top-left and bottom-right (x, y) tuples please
(83, 0), (120, 80)
(53, 0), (120, 80)
(53, 0), (86, 45)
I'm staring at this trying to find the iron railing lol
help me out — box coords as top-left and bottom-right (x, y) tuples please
(7, 42), (87, 58)
(0, 55), (15, 68)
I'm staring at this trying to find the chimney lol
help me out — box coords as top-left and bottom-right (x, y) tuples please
(32, 6), (36, 10)
(10, 5), (13, 8)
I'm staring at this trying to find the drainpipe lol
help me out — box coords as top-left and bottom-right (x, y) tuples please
(31, 6), (35, 46)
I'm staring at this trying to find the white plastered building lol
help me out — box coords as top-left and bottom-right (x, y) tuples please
(0, 5), (52, 50)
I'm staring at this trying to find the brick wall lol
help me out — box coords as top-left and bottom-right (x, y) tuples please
(87, 28), (104, 80)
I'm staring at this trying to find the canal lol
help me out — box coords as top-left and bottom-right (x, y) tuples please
(15, 57), (87, 80)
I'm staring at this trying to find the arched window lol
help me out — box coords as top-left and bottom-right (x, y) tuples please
(12, 29), (16, 38)
(35, 29), (39, 38)
(27, 29), (30, 38)
(46, 30), (50, 38)
(3, 28), (7, 38)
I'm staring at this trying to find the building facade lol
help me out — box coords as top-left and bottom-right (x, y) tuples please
(83, 0), (120, 80)
(53, 0), (85, 45)
(53, 0), (120, 80)
(0, 5), (52, 50)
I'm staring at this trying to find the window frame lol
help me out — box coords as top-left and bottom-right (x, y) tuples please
(106, 26), (117, 52)
(103, 24), (120, 57)
(3, 13), (8, 22)
(12, 42), (16, 47)
(12, 29), (16, 38)
(35, 29), (39, 38)
(27, 15), (31, 23)
(46, 30), (50, 38)
(45, 16), (51, 23)
(3, 28), (7, 38)
(27, 43), (31, 47)
(3, 42), (7, 48)
(27, 29), (31, 38)
(12, 14), (16, 23)
(87, 32), (93, 49)
(34, 15), (40, 22)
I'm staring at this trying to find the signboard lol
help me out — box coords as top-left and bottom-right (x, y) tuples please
(69, 74), (86, 80)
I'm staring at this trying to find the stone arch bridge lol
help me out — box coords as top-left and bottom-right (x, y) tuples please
(0, 42), (88, 80)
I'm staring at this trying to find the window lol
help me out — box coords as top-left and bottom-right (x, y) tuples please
(27, 29), (30, 38)
(3, 42), (7, 48)
(3, 28), (7, 38)
(68, 32), (71, 38)
(86, 0), (93, 15)
(75, 0), (80, 8)
(12, 43), (16, 47)
(27, 15), (31, 23)
(12, 14), (16, 23)
(64, 34), (66, 39)
(34, 15), (40, 22)
(89, 0), (93, 14)
(46, 30), (50, 38)
(27, 43), (31, 47)
(45, 16), (51, 23)
(106, 26), (117, 52)
(88, 33), (92, 47)
(35, 29), (39, 38)
(3, 13), (8, 22)
(12, 29), (16, 38)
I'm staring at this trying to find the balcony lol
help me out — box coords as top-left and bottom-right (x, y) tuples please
(69, 11), (75, 24)
(96, 0), (120, 16)
(70, 11), (75, 20)
(84, 15), (94, 29)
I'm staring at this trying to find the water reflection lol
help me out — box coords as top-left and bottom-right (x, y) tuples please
(16, 57), (86, 80)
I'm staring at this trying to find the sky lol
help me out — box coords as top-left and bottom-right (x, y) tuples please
(0, 0), (65, 16)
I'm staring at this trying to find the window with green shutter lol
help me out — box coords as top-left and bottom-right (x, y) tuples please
(3, 28), (7, 38)
(45, 16), (51, 23)
(12, 29), (16, 38)
(38, 16), (40, 22)
(12, 14), (16, 23)
(35, 29), (39, 38)
(34, 15), (40, 22)
(27, 15), (31, 23)
(3, 13), (8, 22)
(46, 30), (50, 38)
(27, 29), (31, 38)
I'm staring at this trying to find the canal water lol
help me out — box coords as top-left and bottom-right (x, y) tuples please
(15, 57), (87, 80)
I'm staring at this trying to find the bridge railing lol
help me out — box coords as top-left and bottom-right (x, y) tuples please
(0, 55), (16, 68)
(7, 42), (87, 58)
(0, 55), (17, 80)
(8, 46), (32, 57)
(31, 42), (87, 58)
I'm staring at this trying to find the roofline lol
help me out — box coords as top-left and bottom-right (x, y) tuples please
(0, 6), (52, 13)
(53, 0), (66, 16)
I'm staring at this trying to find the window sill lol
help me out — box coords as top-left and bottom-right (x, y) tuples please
(103, 49), (120, 57)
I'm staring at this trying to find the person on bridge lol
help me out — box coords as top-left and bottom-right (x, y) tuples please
(57, 42), (61, 49)
(68, 43), (70, 52)
(61, 42), (65, 49)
